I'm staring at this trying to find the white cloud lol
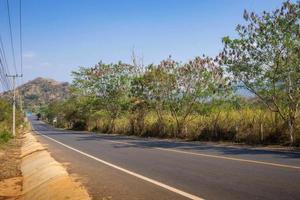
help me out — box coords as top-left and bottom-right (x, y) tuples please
(25, 62), (51, 69)
(40, 62), (51, 66)
(23, 51), (36, 59)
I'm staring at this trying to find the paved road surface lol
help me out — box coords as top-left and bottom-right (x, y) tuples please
(30, 117), (300, 200)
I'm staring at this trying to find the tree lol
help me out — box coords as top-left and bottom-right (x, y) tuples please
(129, 62), (177, 135)
(0, 98), (23, 135)
(129, 75), (148, 135)
(222, 1), (300, 144)
(163, 57), (229, 138)
(138, 57), (229, 138)
(72, 61), (134, 133)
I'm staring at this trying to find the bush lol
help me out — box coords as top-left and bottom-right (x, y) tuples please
(0, 130), (12, 144)
(72, 121), (87, 131)
(87, 108), (299, 145)
(40, 97), (300, 145)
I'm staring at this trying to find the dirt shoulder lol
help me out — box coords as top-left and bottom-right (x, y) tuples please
(0, 138), (22, 200)
(0, 129), (90, 200)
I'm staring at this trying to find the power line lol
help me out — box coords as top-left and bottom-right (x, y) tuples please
(0, 37), (12, 90)
(6, 0), (18, 74)
(0, 36), (11, 90)
(0, 57), (10, 90)
(19, 0), (24, 110)
(19, 0), (23, 76)
(0, 58), (9, 90)
(0, 37), (10, 74)
(1, 0), (25, 137)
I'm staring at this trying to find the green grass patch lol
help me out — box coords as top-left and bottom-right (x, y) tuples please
(0, 130), (13, 144)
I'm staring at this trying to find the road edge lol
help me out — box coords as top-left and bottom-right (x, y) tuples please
(19, 131), (91, 200)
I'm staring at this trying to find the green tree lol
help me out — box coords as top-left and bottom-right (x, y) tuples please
(136, 57), (229, 138)
(129, 76), (149, 135)
(72, 61), (134, 132)
(161, 57), (229, 137)
(0, 98), (23, 139)
(222, 1), (300, 144)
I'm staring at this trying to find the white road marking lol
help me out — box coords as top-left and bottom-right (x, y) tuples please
(105, 139), (300, 170)
(37, 133), (204, 200)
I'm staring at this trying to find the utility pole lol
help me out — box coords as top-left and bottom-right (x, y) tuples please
(6, 74), (22, 137)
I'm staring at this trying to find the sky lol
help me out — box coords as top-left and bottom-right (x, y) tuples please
(0, 0), (289, 85)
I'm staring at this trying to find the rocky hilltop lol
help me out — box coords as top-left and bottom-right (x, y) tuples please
(0, 77), (70, 110)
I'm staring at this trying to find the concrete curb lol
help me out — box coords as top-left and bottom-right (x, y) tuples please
(19, 132), (90, 200)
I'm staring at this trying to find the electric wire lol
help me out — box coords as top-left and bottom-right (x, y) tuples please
(19, 0), (24, 109)
(0, 36), (11, 90)
(6, 0), (18, 74)
(19, 0), (23, 76)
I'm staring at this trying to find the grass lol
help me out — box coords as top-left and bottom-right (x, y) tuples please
(47, 106), (299, 146)
(0, 130), (13, 144)
(78, 108), (297, 145)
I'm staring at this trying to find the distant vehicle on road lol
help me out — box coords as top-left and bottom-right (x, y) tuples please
(36, 113), (41, 120)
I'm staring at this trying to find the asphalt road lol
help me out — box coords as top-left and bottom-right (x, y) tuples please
(30, 117), (300, 200)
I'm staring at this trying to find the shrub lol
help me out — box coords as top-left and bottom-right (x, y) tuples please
(0, 130), (12, 144)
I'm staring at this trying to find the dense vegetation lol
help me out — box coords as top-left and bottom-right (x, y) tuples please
(39, 1), (300, 145)
(0, 98), (23, 143)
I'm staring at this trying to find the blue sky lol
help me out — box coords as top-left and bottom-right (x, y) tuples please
(0, 0), (287, 84)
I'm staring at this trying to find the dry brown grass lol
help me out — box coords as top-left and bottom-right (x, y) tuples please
(83, 108), (299, 145)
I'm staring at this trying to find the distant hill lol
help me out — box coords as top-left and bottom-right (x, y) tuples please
(0, 77), (70, 110)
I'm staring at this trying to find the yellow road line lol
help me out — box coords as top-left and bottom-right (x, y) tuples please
(106, 140), (300, 170)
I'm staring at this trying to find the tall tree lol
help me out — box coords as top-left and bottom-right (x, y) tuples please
(140, 57), (229, 137)
(222, 1), (300, 144)
(72, 61), (134, 132)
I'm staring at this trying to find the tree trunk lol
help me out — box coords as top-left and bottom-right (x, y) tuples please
(110, 118), (116, 133)
(155, 108), (164, 134)
(175, 121), (181, 139)
(260, 123), (264, 143)
(288, 118), (295, 145)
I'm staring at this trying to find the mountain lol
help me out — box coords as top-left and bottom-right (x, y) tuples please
(0, 77), (70, 110)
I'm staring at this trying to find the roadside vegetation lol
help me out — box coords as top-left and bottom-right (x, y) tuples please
(0, 99), (24, 199)
(0, 98), (23, 144)
(39, 1), (300, 146)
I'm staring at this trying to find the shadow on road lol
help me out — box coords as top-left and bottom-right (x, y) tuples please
(31, 118), (300, 160)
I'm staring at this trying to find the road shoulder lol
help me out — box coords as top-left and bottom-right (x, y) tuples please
(0, 137), (22, 199)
